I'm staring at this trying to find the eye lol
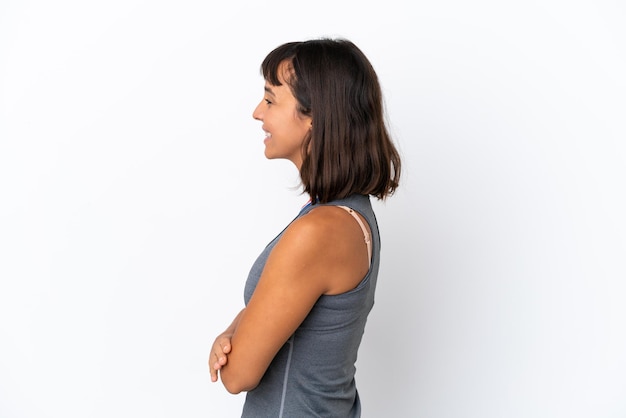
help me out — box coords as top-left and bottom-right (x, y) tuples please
(264, 98), (272, 105)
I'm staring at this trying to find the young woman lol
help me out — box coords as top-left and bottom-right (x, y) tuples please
(209, 38), (401, 417)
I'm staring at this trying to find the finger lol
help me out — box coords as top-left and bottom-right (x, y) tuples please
(212, 351), (224, 370)
(217, 352), (228, 366)
(209, 356), (218, 382)
(219, 338), (232, 354)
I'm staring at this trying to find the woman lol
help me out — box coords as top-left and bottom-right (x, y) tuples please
(209, 38), (401, 417)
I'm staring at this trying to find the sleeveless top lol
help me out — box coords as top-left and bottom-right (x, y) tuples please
(241, 194), (381, 418)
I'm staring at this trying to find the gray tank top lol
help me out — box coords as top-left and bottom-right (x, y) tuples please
(241, 194), (381, 418)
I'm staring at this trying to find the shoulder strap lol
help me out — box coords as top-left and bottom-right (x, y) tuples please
(337, 205), (372, 268)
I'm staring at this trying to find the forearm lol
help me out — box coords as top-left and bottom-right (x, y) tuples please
(222, 308), (245, 337)
(219, 306), (273, 394)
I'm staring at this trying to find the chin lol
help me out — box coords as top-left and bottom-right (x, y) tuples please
(263, 148), (282, 161)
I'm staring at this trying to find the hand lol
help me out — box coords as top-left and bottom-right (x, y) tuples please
(209, 332), (232, 383)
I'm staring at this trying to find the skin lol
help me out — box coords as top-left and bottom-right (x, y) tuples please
(209, 62), (371, 393)
(253, 67), (312, 169)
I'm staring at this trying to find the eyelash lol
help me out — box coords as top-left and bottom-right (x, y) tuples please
(264, 98), (272, 105)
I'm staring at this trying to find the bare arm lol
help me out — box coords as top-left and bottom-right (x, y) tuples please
(216, 206), (370, 394)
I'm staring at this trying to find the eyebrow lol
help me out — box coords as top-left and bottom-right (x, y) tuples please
(264, 86), (276, 97)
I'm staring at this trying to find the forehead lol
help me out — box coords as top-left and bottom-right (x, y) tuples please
(266, 60), (294, 87)
(264, 62), (295, 98)
(264, 81), (292, 102)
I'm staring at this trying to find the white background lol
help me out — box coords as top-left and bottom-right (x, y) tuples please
(1, 1), (625, 417)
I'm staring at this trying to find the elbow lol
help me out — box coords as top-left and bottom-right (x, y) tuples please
(223, 381), (245, 395)
(221, 367), (260, 394)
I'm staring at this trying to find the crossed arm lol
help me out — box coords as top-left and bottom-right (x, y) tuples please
(208, 206), (370, 394)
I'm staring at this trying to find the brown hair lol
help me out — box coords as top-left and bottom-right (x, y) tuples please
(261, 38), (401, 204)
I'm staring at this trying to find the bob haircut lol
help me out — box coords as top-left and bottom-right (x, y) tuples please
(261, 38), (401, 204)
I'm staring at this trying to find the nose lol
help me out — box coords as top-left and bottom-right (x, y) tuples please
(252, 101), (263, 121)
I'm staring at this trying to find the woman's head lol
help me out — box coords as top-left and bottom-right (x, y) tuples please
(256, 38), (401, 203)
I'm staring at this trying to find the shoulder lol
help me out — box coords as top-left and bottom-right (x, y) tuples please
(274, 204), (369, 295)
(272, 206), (346, 262)
(285, 205), (355, 245)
